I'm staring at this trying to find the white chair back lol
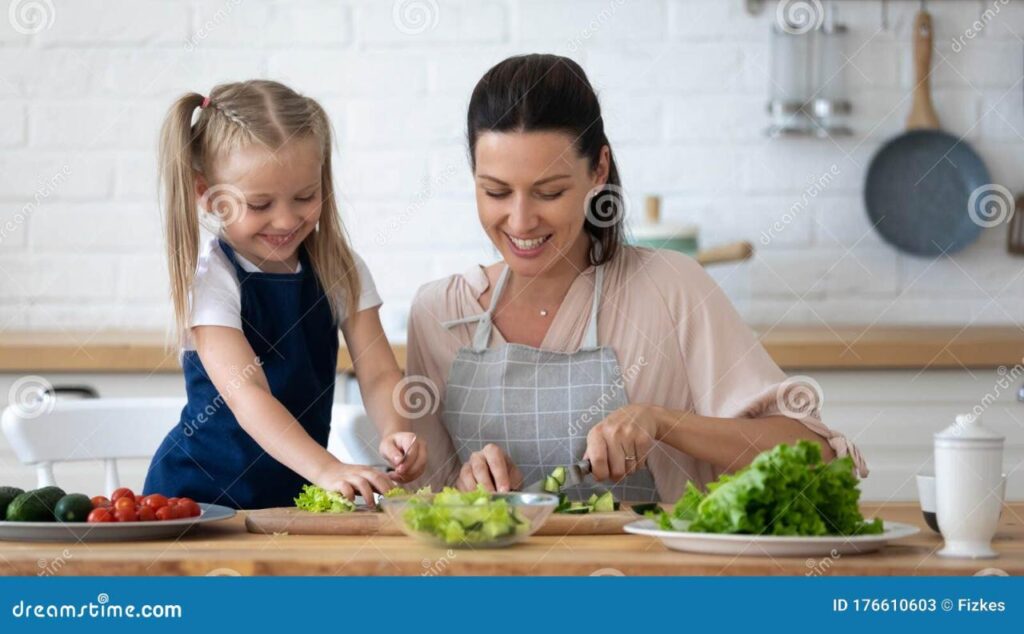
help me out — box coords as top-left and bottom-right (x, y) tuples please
(1, 397), (382, 496)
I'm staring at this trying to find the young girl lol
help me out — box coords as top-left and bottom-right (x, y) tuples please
(143, 80), (425, 509)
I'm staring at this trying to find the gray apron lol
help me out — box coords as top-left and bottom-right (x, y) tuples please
(442, 264), (658, 502)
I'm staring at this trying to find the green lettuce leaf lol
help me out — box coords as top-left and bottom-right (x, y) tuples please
(293, 484), (357, 513)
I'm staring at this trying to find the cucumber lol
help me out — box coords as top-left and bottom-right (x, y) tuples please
(54, 494), (93, 523)
(542, 475), (561, 494)
(591, 491), (616, 513)
(0, 486), (25, 519)
(550, 466), (567, 486)
(5, 486), (66, 522)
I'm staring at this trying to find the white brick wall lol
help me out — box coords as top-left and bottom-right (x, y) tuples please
(0, 0), (1022, 336)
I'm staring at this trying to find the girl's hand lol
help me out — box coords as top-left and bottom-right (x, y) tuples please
(314, 462), (395, 508)
(585, 404), (661, 483)
(379, 432), (426, 482)
(456, 443), (523, 493)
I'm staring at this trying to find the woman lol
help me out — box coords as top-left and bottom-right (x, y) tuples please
(405, 54), (865, 502)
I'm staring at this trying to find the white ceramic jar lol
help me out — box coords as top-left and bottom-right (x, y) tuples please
(934, 414), (1005, 558)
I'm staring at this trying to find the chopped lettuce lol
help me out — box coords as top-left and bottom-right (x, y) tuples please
(293, 484), (357, 513)
(402, 485), (530, 545)
(653, 440), (883, 536)
(384, 486), (432, 498)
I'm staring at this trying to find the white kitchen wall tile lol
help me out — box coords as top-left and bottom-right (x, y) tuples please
(0, 103), (25, 147)
(100, 50), (267, 97)
(0, 153), (113, 201)
(28, 102), (163, 151)
(978, 88), (1024, 142)
(518, 0), (667, 45)
(29, 204), (161, 251)
(35, 0), (189, 46)
(0, 50), (98, 98)
(268, 51), (428, 97)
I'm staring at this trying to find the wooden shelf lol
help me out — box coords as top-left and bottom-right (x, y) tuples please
(0, 326), (1021, 373)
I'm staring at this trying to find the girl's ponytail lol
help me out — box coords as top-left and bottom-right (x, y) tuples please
(159, 92), (205, 344)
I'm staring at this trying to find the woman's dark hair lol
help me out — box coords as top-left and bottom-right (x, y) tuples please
(467, 54), (623, 266)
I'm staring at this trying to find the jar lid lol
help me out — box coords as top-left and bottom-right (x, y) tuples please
(935, 414), (1004, 442)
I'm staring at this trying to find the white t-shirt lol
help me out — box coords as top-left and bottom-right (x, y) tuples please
(182, 235), (382, 351)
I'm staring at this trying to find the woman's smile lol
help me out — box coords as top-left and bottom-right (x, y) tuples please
(505, 232), (552, 258)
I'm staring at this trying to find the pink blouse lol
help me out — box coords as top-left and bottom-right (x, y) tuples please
(404, 246), (867, 501)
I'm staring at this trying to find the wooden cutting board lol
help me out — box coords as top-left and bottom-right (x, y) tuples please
(244, 507), (641, 537)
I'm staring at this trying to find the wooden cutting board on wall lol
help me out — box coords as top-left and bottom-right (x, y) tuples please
(244, 507), (641, 537)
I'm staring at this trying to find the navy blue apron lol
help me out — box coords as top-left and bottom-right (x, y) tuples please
(144, 238), (339, 509)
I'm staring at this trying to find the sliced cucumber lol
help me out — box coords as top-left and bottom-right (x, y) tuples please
(591, 491), (616, 513)
(542, 476), (562, 494)
(550, 466), (567, 486)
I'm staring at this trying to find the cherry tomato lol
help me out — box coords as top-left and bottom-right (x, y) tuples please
(176, 497), (195, 506)
(90, 496), (111, 509)
(87, 508), (114, 523)
(167, 497), (180, 506)
(113, 497), (136, 512)
(143, 494), (169, 510)
(179, 500), (201, 517)
(137, 506), (157, 522)
(114, 507), (138, 522)
(111, 487), (135, 503)
(155, 506), (175, 521)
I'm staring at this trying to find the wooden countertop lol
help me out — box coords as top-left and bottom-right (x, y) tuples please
(0, 503), (1021, 576)
(1, 326), (1022, 373)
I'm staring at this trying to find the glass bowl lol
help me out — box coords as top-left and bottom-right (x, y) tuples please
(381, 491), (558, 548)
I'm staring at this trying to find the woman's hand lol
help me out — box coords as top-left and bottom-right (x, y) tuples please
(379, 432), (427, 482)
(314, 462), (396, 508)
(585, 404), (661, 483)
(456, 443), (523, 493)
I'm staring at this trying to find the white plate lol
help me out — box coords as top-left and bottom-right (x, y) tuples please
(623, 519), (919, 557)
(0, 503), (236, 542)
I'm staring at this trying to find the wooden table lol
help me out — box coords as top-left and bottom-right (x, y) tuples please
(1, 503), (1021, 576)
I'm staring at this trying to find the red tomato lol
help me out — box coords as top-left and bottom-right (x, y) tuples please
(113, 497), (136, 512)
(167, 497), (180, 506)
(155, 506), (175, 521)
(111, 487), (135, 503)
(114, 507), (138, 522)
(179, 500), (201, 517)
(87, 507), (114, 523)
(143, 494), (169, 510)
(90, 496), (111, 509)
(137, 506), (157, 522)
(167, 504), (188, 520)
(176, 497), (195, 506)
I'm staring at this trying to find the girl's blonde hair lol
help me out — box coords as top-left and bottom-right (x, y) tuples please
(159, 80), (360, 344)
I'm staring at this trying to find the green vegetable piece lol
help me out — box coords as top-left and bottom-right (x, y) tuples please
(5, 486), (65, 522)
(0, 486), (26, 519)
(54, 493), (93, 523)
(293, 484), (357, 513)
(658, 440), (881, 536)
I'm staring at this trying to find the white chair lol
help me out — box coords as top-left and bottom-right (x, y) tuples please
(327, 403), (382, 467)
(1, 397), (382, 496)
(1, 397), (185, 496)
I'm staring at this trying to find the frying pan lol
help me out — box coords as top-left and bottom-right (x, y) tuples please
(864, 10), (990, 256)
